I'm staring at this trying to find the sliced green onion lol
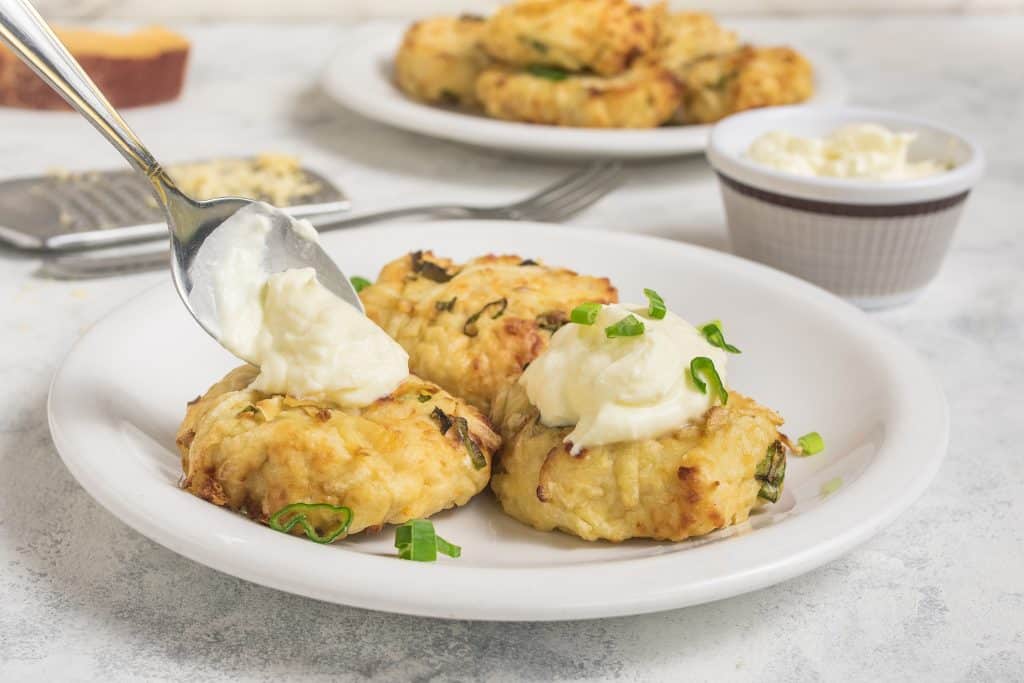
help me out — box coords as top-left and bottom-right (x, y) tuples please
(689, 356), (728, 404)
(435, 297), (457, 312)
(642, 288), (667, 320)
(463, 298), (508, 337)
(395, 519), (437, 562)
(699, 322), (741, 354)
(395, 519), (460, 561)
(797, 431), (825, 455)
(350, 276), (371, 293)
(455, 416), (487, 470)
(268, 502), (353, 544)
(570, 302), (601, 325)
(528, 64), (567, 81)
(430, 406), (452, 434)
(411, 251), (453, 283)
(536, 311), (568, 333)
(435, 535), (462, 558)
(605, 314), (645, 338)
(755, 441), (786, 502)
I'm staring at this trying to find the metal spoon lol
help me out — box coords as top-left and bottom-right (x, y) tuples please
(0, 0), (363, 347)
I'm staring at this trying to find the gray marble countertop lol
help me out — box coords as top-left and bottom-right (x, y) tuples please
(1, 16), (1021, 682)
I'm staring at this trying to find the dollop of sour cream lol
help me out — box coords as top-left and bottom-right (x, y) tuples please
(520, 303), (728, 452)
(211, 204), (408, 407)
(747, 123), (948, 180)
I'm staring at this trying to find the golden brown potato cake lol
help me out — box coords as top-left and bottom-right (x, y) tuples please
(680, 45), (814, 124)
(490, 382), (787, 542)
(481, 0), (658, 77)
(359, 251), (617, 412)
(177, 365), (499, 540)
(475, 63), (681, 128)
(394, 15), (490, 109)
(655, 11), (738, 75)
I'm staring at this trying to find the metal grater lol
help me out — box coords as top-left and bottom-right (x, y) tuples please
(0, 161), (350, 252)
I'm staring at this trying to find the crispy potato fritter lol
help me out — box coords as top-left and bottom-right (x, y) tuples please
(680, 45), (814, 124)
(655, 11), (738, 75)
(481, 0), (658, 76)
(394, 15), (490, 108)
(475, 63), (681, 128)
(490, 382), (786, 542)
(359, 252), (617, 412)
(177, 366), (499, 540)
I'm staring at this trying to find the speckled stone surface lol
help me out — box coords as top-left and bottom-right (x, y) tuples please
(0, 17), (1022, 682)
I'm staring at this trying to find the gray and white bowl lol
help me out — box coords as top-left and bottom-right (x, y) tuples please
(706, 106), (985, 309)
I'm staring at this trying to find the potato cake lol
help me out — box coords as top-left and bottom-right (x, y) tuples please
(394, 15), (490, 109)
(480, 0), (658, 77)
(177, 365), (499, 540)
(475, 63), (681, 128)
(359, 252), (617, 412)
(655, 11), (738, 75)
(490, 381), (787, 542)
(680, 45), (814, 124)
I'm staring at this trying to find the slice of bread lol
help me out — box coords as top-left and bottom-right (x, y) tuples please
(0, 26), (189, 110)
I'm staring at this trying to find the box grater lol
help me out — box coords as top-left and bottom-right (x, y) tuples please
(0, 161), (350, 252)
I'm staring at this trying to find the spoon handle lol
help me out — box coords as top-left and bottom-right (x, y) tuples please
(0, 0), (177, 197)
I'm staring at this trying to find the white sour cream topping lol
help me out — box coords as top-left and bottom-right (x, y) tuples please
(212, 205), (408, 407)
(747, 123), (948, 180)
(520, 303), (728, 453)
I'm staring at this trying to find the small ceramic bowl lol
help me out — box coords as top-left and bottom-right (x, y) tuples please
(706, 106), (985, 309)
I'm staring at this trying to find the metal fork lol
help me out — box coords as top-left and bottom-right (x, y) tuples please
(38, 162), (624, 279)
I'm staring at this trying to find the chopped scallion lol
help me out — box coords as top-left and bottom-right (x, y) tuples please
(605, 314), (645, 338)
(527, 64), (569, 80)
(410, 251), (454, 282)
(430, 406), (453, 434)
(689, 356), (728, 405)
(455, 416), (487, 470)
(435, 297), (457, 312)
(570, 302), (601, 325)
(395, 519), (461, 561)
(755, 441), (786, 502)
(642, 288), (667, 319)
(699, 322), (741, 354)
(797, 431), (825, 455)
(350, 276), (371, 293)
(268, 502), (353, 544)
(463, 298), (508, 337)
(536, 311), (568, 332)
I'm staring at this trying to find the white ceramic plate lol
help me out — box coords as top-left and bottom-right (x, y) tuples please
(321, 23), (848, 159)
(49, 221), (946, 621)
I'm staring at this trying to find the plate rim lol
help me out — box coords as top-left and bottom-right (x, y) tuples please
(320, 22), (849, 160)
(47, 221), (948, 621)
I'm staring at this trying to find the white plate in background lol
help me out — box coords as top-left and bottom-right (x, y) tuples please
(49, 221), (945, 620)
(321, 23), (848, 159)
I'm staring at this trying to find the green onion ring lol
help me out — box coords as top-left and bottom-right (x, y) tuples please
(570, 302), (601, 325)
(689, 356), (728, 405)
(605, 314), (645, 338)
(642, 288), (667, 320)
(699, 321), (741, 354)
(350, 276), (371, 293)
(268, 502), (353, 544)
(797, 431), (825, 455)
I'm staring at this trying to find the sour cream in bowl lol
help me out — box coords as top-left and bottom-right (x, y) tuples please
(706, 106), (984, 308)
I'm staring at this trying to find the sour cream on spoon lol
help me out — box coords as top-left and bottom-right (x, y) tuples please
(210, 204), (408, 407)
